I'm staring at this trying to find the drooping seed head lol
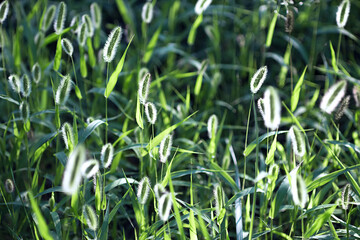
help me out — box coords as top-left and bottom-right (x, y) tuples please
(285, 9), (294, 33)
(77, 22), (87, 47)
(335, 95), (350, 121)
(320, 80), (347, 114)
(55, 74), (72, 105)
(160, 134), (173, 164)
(263, 86), (281, 130)
(336, 0), (350, 28)
(138, 72), (151, 104)
(213, 183), (225, 217)
(289, 125), (306, 157)
(54, 1), (66, 35)
(195, 0), (212, 15)
(0, 1), (9, 24)
(103, 26), (122, 63)
(141, 2), (153, 24)
(21, 74), (32, 98)
(19, 101), (30, 123)
(145, 102), (157, 124)
(101, 143), (114, 168)
(8, 74), (21, 93)
(81, 159), (100, 179)
(158, 192), (172, 221)
(82, 14), (94, 37)
(207, 114), (218, 139)
(42, 5), (56, 32)
(341, 184), (351, 210)
(250, 66), (267, 94)
(61, 38), (73, 56)
(154, 183), (167, 200)
(257, 98), (266, 120)
(62, 145), (86, 195)
(83, 205), (98, 231)
(137, 176), (151, 205)
(4, 178), (14, 193)
(291, 173), (308, 208)
(90, 3), (101, 29)
(31, 63), (41, 84)
(61, 122), (75, 151)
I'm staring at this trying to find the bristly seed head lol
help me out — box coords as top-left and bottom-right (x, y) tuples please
(55, 74), (72, 105)
(320, 80), (347, 114)
(103, 26), (122, 63)
(285, 9), (294, 33)
(257, 98), (266, 120)
(81, 159), (100, 179)
(77, 22), (87, 47)
(158, 192), (172, 221)
(250, 66), (267, 94)
(154, 183), (167, 200)
(21, 74), (32, 98)
(8, 74), (21, 93)
(291, 173), (308, 208)
(145, 102), (157, 124)
(0, 1), (9, 24)
(101, 143), (114, 168)
(61, 38), (74, 56)
(207, 114), (218, 139)
(335, 95), (350, 121)
(90, 3), (101, 29)
(42, 5), (56, 32)
(4, 178), (14, 193)
(32, 63), (41, 84)
(159, 134), (173, 164)
(61, 122), (75, 151)
(83, 205), (98, 231)
(137, 176), (151, 205)
(341, 184), (351, 210)
(213, 183), (225, 217)
(289, 125), (306, 157)
(138, 72), (151, 104)
(336, 0), (350, 28)
(142, 2), (154, 24)
(352, 85), (360, 107)
(263, 86), (281, 130)
(54, 1), (67, 35)
(20, 101), (30, 123)
(82, 14), (94, 37)
(195, 0), (212, 15)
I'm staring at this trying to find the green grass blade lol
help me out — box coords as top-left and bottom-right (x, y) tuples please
(143, 26), (161, 64)
(136, 94), (144, 129)
(265, 133), (277, 165)
(304, 205), (336, 238)
(265, 10), (278, 48)
(329, 41), (338, 73)
(187, 14), (203, 46)
(291, 66), (307, 112)
(53, 36), (61, 71)
(78, 119), (105, 143)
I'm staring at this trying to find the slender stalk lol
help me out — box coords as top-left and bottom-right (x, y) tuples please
(243, 97), (253, 190)
(336, 32), (342, 74)
(105, 63), (109, 144)
(71, 56), (83, 121)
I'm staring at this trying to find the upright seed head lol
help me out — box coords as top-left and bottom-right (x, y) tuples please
(137, 176), (151, 205)
(145, 102), (157, 124)
(285, 9), (294, 33)
(341, 184), (351, 210)
(31, 63), (41, 84)
(90, 3), (101, 29)
(138, 72), (151, 104)
(8, 74), (21, 93)
(289, 125), (306, 157)
(250, 66), (268, 94)
(207, 114), (218, 139)
(320, 80), (347, 114)
(103, 26), (122, 63)
(82, 14), (94, 37)
(4, 178), (14, 193)
(101, 143), (114, 168)
(291, 173), (308, 208)
(77, 22), (87, 47)
(154, 183), (167, 200)
(195, 0), (212, 15)
(335, 95), (350, 121)
(70, 15), (79, 32)
(62, 145), (86, 195)
(0, 1), (9, 24)
(42, 5), (56, 32)
(21, 74), (32, 98)
(20, 101), (30, 123)
(81, 159), (100, 179)
(160, 134), (173, 164)
(61, 122), (75, 151)
(213, 184), (225, 217)
(257, 98), (266, 120)
(54, 1), (66, 35)
(55, 74), (72, 105)
(263, 86), (281, 130)
(61, 38), (74, 56)
(83, 205), (98, 231)
(336, 0), (350, 28)
(141, 2), (153, 24)
(158, 192), (172, 221)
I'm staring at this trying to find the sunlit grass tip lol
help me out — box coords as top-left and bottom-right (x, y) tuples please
(31, 62), (41, 84)
(103, 26), (122, 63)
(54, 1), (67, 35)
(195, 0), (212, 15)
(142, 2), (153, 24)
(61, 38), (74, 56)
(82, 14), (94, 37)
(42, 5), (56, 32)
(90, 3), (101, 29)
(336, 0), (350, 28)
(263, 86), (281, 130)
(61, 122), (75, 151)
(320, 80), (347, 114)
(20, 74), (31, 98)
(8, 74), (21, 93)
(291, 173), (308, 208)
(207, 114), (218, 139)
(250, 66), (267, 94)
(81, 159), (99, 179)
(158, 192), (172, 221)
(55, 74), (72, 105)
(145, 102), (157, 124)
(101, 143), (114, 168)
(137, 176), (151, 205)
(0, 0), (9, 24)
(160, 134), (173, 163)
(289, 125), (306, 157)
(139, 72), (151, 104)
(83, 204), (98, 231)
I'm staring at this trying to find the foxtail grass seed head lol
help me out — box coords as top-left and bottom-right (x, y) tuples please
(160, 134), (173, 164)
(101, 143), (114, 168)
(137, 177), (151, 205)
(103, 26), (122, 63)
(257, 98), (266, 120)
(141, 2), (153, 24)
(77, 22), (87, 47)
(336, 0), (350, 28)
(195, 0), (212, 15)
(90, 3), (101, 29)
(81, 159), (99, 179)
(139, 72), (151, 104)
(341, 184), (351, 210)
(207, 114), (218, 139)
(214, 184), (225, 217)
(145, 102), (157, 124)
(70, 15), (79, 32)
(291, 174), (308, 208)
(263, 86), (281, 130)
(0, 1), (9, 24)
(154, 183), (167, 200)
(55, 74), (72, 105)
(158, 192), (172, 221)
(61, 122), (74, 151)
(42, 5), (56, 32)
(21, 74), (31, 98)
(49, 192), (55, 210)
(20, 101), (30, 123)
(31, 63), (41, 84)
(8, 74), (21, 93)
(54, 2), (66, 35)
(320, 80), (347, 114)
(93, 171), (103, 195)
(83, 205), (98, 231)
(82, 14), (94, 37)
(335, 95), (350, 121)
(352, 85), (360, 107)
(4, 178), (14, 193)
(61, 38), (74, 56)
(289, 125), (306, 157)
(62, 145), (86, 195)
(285, 9), (294, 33)
(34, 32), (44, 46)
(138, 67), (149, 82)
(250, 66), (267, 94)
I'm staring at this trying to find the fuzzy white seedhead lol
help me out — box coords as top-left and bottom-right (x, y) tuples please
(54, 1), (66, 35)
(195, 0), (212, 15)
(61, 122), (74, 151)
(250, 66), (267, 94)
(77, 22), (87, 47)
(341, 184), (351, 210)
(90, 3), (101, 29)
(8, 74), (21, 93)
(137, 176), (151, 205)
(42, 5), (56, 32)
(160, 134), (173, 164)
(320, 80), (347, 114)
(154, 183), (167, 200)
(213, 183), (225, 217)
(70, 15), (79, 32)
(101, 143), (114, 168)
(291, 173), (308, 208)
(336, 0), (350, 28)
(82, 14), (94, 37)
(142, 2), (153, 24)
(83, 205), (98, 231)
(289, 125), (306, 157)
(4, 178), (14, 193)
(31, 63), (41, 84)
(21, 74), (32, 98)
(257, 98), (266, 120)
(263, 86), (281, 130)
(103, 26), (122, 63)
(0, 1), (9, 24)
(207, 114), (218, 139)
(55, 74), (72, 105)
(352, 86), (360, 107)
(19, 101), (30, 122)
(158, 192), (172, 221)
(138, 72), (151, 104)
(145, 102), (157, 124)
(81, 159), (100, 179)
(61, 38), (73, 56)
(62, 145), (86, 195)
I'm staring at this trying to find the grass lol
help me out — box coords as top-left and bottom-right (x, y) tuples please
(1, 0), (360, 239)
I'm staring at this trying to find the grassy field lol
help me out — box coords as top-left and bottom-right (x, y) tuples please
(1, 0), (360, 239)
